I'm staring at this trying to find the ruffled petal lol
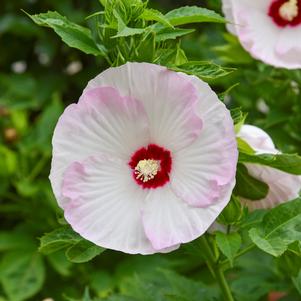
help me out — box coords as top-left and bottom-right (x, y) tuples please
(50, 87), (149, 208)
(81, 62), (202, 152)
(170, 77), (238, 207)
(62, 155), (178, 254)
(242, 164), (301, 210)
(142, 181), (235, 250)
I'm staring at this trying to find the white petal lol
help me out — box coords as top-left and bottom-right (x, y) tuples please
(275, 26), (301, 66)
(170, 77), (238, 207)
(62, 155), (178, 254)
(238, 0), (270, 10)
(234, 5), (280, 65)
(50, 87), (149, 208)
(242, 164), (301, 210)
(222, 0), (237, 34)
(81, 62), (202, 152)
(238, 124), (277, 154)
(142, 181), (235, 250)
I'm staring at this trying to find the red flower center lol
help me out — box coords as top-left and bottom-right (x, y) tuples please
(268, 0), (301, 27)
(128, 144), (172, 189)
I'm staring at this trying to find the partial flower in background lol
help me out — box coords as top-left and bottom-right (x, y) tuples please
(222, 0), (301, 69)
(238, 124), (301, 210)
(49, 62), (238, 254)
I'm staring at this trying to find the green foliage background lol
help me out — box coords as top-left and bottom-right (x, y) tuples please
(1, 0), (301, 300)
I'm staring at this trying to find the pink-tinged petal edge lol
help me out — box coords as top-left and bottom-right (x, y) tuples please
(79, 62), (203, 152)
(50, 86), (149, 209)
(61, 155), (180, 254)
(170, 74), (238, 208)
(142, 180), (236, 250)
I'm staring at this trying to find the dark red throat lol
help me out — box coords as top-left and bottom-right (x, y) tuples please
(129, 144), (172, 189)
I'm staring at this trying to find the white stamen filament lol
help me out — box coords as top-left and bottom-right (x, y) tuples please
(279, 0), (298, 21)
(135, 159), (160, 182)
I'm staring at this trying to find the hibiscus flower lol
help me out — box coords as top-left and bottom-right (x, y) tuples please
(222, 0), (301, 69)
(238, 124), (301, 210)
(49, 62), (238, 254)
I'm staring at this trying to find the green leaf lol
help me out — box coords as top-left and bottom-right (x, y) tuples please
(119, 270), (218, 301)
(0, 231), (35, 252)
(106, 296), (137, 301)
(174, 47), (188, 65)
(65, 240), (105, 263)
(0, 146), (17, 176)
(11, 110), (28, 134)
(213, 34), (253, 65)
(35, 95), (63, 139)
(161, 270), (219, 301)
(89, 271), (114, 298)
(24, 11), (102, 56)
(0, 14), (41, 37)
(164, 6), (226, 26)
(234, 114), (247, 134)
(113, 26), (145, 38)
(15, 180), (39, 197)
(239, 152), (301, 175)
(140, 8), (173, 28)
(249, 197), (301, 256)
(169, 61), (234, 80)
(24, 95), (63, 154)
(249, 228), (286, 257)
(99, 0), (107, 8)
(293, 270), (301, 295)
(277, 242), (301, 276)
(155, 28), (195, 42)
(64, 287), (93, 301)
(215, 232), (241, 266)
(112, 10), (145, 38)
(230, 107), (247, 133)
(83, 287), (93, 301)
(132, 31), (155, 62)
(0, 251), (45, 301)
(47, 251), (73, 276)
(231, 272), (275, 301)
(237, 137), (255, 155)
(39, 226), (81, 255)
(240, 209), (266, 230)
(234, 163), (269, 200)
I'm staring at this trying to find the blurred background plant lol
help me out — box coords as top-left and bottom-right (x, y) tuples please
(1, 0), (301, 300)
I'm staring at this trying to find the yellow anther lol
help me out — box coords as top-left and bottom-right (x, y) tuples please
(135, 159), (160, 182)
(279, 0), (298, 21)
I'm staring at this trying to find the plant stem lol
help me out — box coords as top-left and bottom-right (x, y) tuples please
(199, 235), (235, 301)
(215, 265), (235, 301)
